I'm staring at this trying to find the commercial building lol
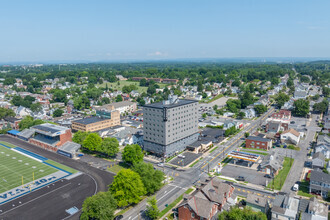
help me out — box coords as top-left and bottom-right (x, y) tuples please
(29, 123), (73, 152)
(143, 95), (199, 157)
(96, 101), (137, 115)
(245, 136), (272, 150)
(72, 113), (120, 132)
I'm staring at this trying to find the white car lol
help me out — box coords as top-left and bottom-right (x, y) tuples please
(178, 155), (185, 159)
(157, 163), (164, 167)
(292, 184), (299, 191)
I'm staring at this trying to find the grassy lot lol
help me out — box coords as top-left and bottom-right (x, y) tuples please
(240, 149), (269, 156)
(298, 180), (314, 198)
(158, 188), (194, 218)
(45, 160), (78, 174)
(267, 157), (294, 190)
(206, 94), (224, 103)
(97, 80), (167, 93)
(209, 146), (218, 153)
(189, 157), (203, 167)
(0, 145), (58, 193)
(107, 162), (130, 174)
(0, 141), (17, 148)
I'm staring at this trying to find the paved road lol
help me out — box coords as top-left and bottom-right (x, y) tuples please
(281, 114), (319, 193)
(0, 135), (115, 220)
(124, 107), (276, 220)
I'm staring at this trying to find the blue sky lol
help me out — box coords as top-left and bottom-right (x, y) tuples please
(0, 0), (329, 62)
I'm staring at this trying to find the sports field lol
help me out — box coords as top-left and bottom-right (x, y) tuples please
(0, 145), (58, 194)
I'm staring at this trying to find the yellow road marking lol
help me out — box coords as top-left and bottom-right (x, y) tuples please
(242, 190), (246, 192)
(200, 108), (274, 170)
(247, 191), (251, 193)
(237, 188), (241, 191)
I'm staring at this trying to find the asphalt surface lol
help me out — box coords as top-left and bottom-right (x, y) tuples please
(0, 135), (115, 220)
(0, 174), (95, 220)
(281, 114), (319, 193)
(124, 107), (276, 220)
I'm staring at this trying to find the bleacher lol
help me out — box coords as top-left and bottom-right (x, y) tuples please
(14, 147), (48, 162)
(31, 134), (59, 147)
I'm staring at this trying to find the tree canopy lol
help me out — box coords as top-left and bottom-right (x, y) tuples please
(132, 162), (164, 195)
(275, 92), (290, 107)
(0, 107), (15, 119)
(109, 169), (146, 207)
(122, 144), (144, 165)
(293, 99), (310, 117)
(218, 207), (267, 220)
(83, 133), (102, 151)
(81, 192), (117, 220)
(72, 131), (89, 145)
(18, 116), (45, 130)
(53, 109), (64, 117)
(145, 196), (159, 220)
(98, 137), (119, 157)
(254, 104), (267, 115)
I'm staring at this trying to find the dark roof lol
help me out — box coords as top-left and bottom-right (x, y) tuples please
(144, 99), (197, 109)
(310, 170), (330, 184)
(246, 136), (271, 142)
(73, 116), (107, 125)
(4, 117), (20, 123)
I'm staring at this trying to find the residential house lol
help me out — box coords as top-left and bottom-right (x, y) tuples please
(177, 178), (236, 220)
(294, 91), (308, 100)
(280, 129), (301, 145)
(271, 193), (299, 220)
(309, 170), (330, 198)
(246, 194), (270, 214)
(299, 197), (328, 220)
(269, 110), (291, 123)
(266, 121), (288, 133)
(259, 151), (284, 175)
(315, 144), (330, 159)
(241, 108), (256, 119)
(312, 152), (325, 169)
(3, 117), (21, 130)
(245, 136), (272, 150)
(16, 106), (32, 117)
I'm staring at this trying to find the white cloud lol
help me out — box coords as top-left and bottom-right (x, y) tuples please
(147, 51), (168, 56)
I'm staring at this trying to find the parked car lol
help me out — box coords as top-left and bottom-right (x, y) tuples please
(178, 154), (185, 158)
(236, 176), (245, 181)
(290, 121), (295, 124)
(157, 163), (164, 167)
(292, 184), (299, 191)
(114, 215), (123, 220)
(264, 174), (272, 178)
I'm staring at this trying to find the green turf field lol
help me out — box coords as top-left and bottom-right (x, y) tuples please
(0, 145), (58, 194)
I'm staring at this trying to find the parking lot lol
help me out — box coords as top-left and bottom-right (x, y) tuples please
(221, 163), (270, 186)
(169, 152), (202, 167)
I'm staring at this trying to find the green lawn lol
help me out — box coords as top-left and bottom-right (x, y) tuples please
(221, 157), (233, 167)
(0, 145), (58, 193)
(298, 180), (314, 198)
(209, 146), (219, 153)
(97, 80), (167, 93)
(45, 160), (77, 174)
(107, 162), (130, 174)
(0, 141), (17, 148)
(267, 157), (294, 190)
(240, 149), (269, 156)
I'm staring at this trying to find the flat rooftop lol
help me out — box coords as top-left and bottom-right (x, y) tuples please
(144, 99), (197, 109)
(33, 123), (69, 135)
(73, 116), (108, 125)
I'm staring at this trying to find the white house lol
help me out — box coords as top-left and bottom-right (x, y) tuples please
(241, 108), (256, 119)
(280, 128), (301, 145)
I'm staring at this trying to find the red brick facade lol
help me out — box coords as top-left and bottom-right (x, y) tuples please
(245, 138), (272, 150)
(270, 110), (291, 121)
(29, 129), (72, 152)
(178, 203), (218, 220)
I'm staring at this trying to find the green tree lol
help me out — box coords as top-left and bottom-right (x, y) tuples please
(197, 80), (204, 92)
(122, 144), (144, 165)
(115, 95), (123, 102)
(52, 89), (67, 103)
(140, 78), (147, 87)
(202, 113), (207, 118)
(83, 133), (102, 151)
(275, 92), (290, 107)
(101, 97), (110, 104)
(98, 137), (119, 157)
(254, 104), (267, 115)
(240, 91), (254, 109)
(132, 162), (164, 194)
(145, 196), (159, 220)
(238, 111), (245, 119)
(313, 99), (329, 113)
(81, 192), (117, 220)
(19, 116), (45, 130)
(244, 132), (250, 138)
(322, 86), (330, 97)
(287, 78), (293, 87)
(72, 131), (89, 145)
(109, 169), (146, 207)
(53, 109), (64, 117)
(271, 77), (280, 85)
(226, 99), (241, 113)
(293, 99), (310, 117)
(218, 207), (267, 220)
(147, 85), (156, 95)
(30, 103), (42, 113)
(213, 105), (218, 111)
(0, 107), (15, 119)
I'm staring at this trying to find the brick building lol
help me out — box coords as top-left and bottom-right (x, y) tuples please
(72, 114), (120, 132)
(269, 109), (291, 122)
(245, 136), (272, 150)
(177, 178), (236, 220)
(29, 123), (73, 152)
